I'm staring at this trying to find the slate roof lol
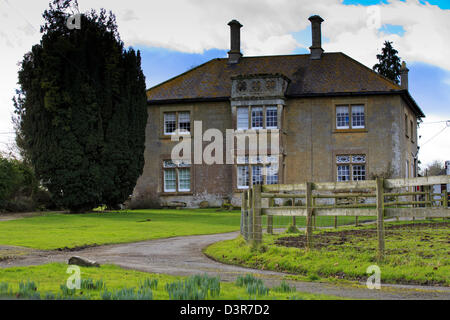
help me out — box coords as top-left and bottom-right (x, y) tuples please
(147, 52), (424, 117)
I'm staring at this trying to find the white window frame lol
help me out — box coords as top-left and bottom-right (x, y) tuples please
(178, 112), (191, 134)
(237, 107), (249, 131)
(336, 106), (350, 129)
(163, 160), (191, 193)
(351, 105), (365, 129)
(336, 155), (366, 181)
(178, 167), (191, 192)
(336, 105), (366, 130)
(252, 165), (263, 185)
(164, 168), (177, 193)
(266, 106), (278, 129)
(251, 107), (264, 130)
(164, 113), (177, 135)
(237, 165), (249, 189)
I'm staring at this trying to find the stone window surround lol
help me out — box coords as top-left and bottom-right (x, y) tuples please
(232, 99), (285, 132)
(334, 104), (366, 131)
(332, 150), (369, 183)
(159, 105), (194, 139)
(160, 156), (194, 196)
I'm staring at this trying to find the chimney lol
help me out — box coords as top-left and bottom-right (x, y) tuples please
(400, 61), (409, 90)
(309, 15), (324, 60)
(228, 20), (243, 64)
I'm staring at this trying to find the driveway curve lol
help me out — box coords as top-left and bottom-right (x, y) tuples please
(1, 231), (449, 300)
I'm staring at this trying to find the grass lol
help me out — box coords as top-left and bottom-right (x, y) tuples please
(261, 215), (376, 229)
(205, 219), (450, 286)
(0, 263), (339, 300)
(0, 209), (242, 250)
(0, 209), (373, 250)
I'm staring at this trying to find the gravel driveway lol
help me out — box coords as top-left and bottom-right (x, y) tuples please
(1, 231), (449, 300)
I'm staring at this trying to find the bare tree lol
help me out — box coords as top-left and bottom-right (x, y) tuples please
(424, 160), (446, 176)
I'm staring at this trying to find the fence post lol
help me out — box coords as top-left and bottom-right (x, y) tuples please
(241, 191), (248, 240)
(376, 177), (385, 261)
(305, 182), (313, 250)
(292, 198), (296, 227)
(252, 185), (263, 246)
(334, 216), (338, 229)
(248, 189), (253, 242)
(442, 191), (448, 208)
(267, 198), (274, 234)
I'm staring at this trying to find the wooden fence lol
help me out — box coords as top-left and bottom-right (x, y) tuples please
(240, 175), (450, 260)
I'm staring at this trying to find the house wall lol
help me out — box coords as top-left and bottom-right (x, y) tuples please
(283, 95), (403, 184)
(131, 101), (234, 208)
(130, 95), (419, 209)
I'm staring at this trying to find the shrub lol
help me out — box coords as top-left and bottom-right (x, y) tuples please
(286, 225), (300, 233)
(0, 156), (38, 212)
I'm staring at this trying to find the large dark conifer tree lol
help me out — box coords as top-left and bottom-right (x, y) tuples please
(14, 0), (147, 212)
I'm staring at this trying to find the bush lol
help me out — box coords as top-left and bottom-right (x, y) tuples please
(286, 225), (300, 233)
(3, 196), (35, 213)
(0, 156), (39, 212)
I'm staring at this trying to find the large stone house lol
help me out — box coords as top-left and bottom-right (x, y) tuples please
(130, 16), (425, 208)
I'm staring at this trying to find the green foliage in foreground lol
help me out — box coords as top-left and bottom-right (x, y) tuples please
(205, 219), (450, 286)
(0, 209), (241, 250)
(0, 263), (339, 300)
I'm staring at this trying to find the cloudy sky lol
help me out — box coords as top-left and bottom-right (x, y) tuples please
(0, 0), (449, 168)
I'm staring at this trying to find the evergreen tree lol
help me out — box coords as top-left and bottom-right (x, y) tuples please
(373, 41), (402, 84)
(14, 0), (147, 212)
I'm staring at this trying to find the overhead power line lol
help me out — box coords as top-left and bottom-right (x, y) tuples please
(420, 126), (448, 147)
(421, 120), (450, 125)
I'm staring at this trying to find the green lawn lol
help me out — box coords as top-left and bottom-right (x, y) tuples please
(0, 209), (241, 250)
(205, 219), (450, 286)
(0, 263), (339, 300)
(0, 209), (372, 250)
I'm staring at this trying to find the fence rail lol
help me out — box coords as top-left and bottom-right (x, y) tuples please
(240, 175), (450, 260)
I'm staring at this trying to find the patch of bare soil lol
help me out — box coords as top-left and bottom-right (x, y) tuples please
(275, 222), (450, 250)
(0, 212), (45, 222)
(55, 244), (100, 252)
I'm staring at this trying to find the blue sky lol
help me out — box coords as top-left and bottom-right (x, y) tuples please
(343, 0), (450, 9)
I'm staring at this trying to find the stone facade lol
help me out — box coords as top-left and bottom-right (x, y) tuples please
(130, 94), (419, 209)
(129, 16), (423, 209)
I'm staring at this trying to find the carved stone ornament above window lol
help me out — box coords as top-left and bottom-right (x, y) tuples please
(352, 155), (366, 163)
(237, 81), (247, 92)
(336, 156), (351, 164)
(251, 80), (262, 92)
(266, 80), (276, 90)
(231, 74), (290, 101)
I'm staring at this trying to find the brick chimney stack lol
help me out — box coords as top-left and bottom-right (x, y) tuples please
(309, 15), (324, 60)
(400, 61), (409, 90)
(228, 20), (243, 64)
